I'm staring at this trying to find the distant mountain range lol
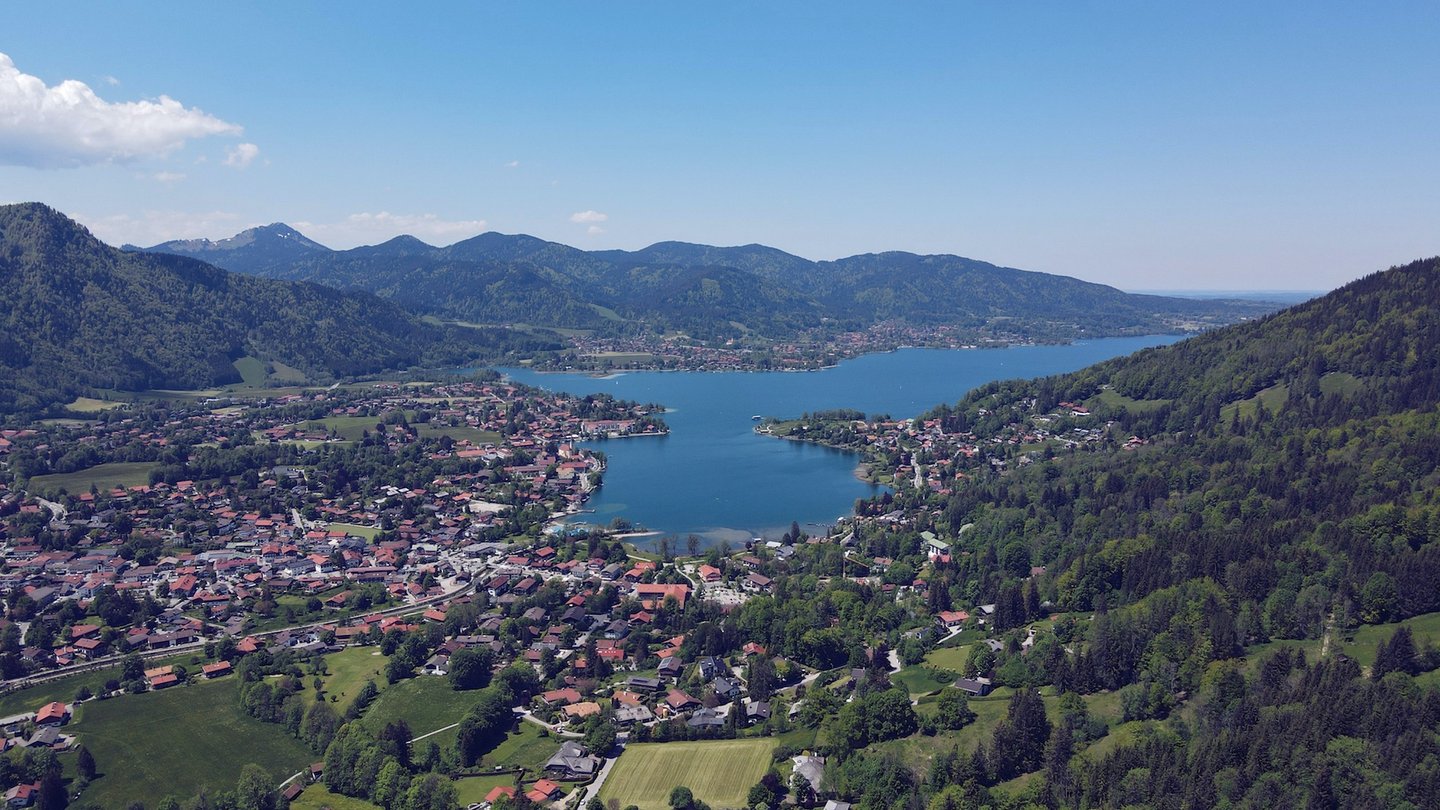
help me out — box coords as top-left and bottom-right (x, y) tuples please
(140, 224), (1282, 342)
(0, 204), (554, 415)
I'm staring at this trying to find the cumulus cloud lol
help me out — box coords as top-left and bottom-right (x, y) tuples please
(587, 225), (605, 236)
(224, 142), (259, 168)
(293, 211), (488, 248)
(0, 51), (242, 168)
(77, 209), (248, 247)
(569, 210), (608, 224)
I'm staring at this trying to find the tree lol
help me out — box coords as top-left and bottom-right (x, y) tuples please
(378, 720), (414, 771)
(669, 786), (695, 810)
(76, 745), (97, 781)
(449, 647), (495, 690)
(234, 764), (277, 810)
(934, 688), (976, 730)
(405, 772), (458, 810)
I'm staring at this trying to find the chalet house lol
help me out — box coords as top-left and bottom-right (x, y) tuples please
(544, 741), (601, 778)
(936, 610), (969, 628)
(697, 655), (726, 681)
(626, 676), (662, 693)
(953, 677), (993, 697)
(525, 779), (563, 804)
(614, 703), (654, 725)
(712, 676), (743, 702)
(665, 689), (700, 713)
(686, 707), (724, 729)
(34, 702), (69, 727)
(657, 657), (684, 680)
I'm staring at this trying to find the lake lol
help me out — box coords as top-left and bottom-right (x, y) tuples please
(502, 335), (1179, 546)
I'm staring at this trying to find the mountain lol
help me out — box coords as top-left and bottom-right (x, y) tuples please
(139, 225), (1280, 342)
(140, 222), (331, 275)
(913, 255), (1440, 625)
(0, 204), (554, 416)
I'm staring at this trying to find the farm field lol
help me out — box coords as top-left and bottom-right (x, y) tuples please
(69, 677), (314, 808)
(26, 461), (159, 495)
(597, 738), (777, 810)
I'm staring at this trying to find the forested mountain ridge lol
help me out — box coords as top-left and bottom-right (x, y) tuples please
(141, 224), (1280, 342)
(0, 203), (552, 416)
(809, 257), (1440, 806)
(897, 257), (1440, 623)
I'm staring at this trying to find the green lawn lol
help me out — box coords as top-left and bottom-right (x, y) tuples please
(598, 739), (778, 810)
(480, 722), (563, 773)
(70, 677), (314, 808)
(358, 676), (487, 747)
(290, 783), (382, 810)
(27, 461), (160, 495)
(329, 522), (382, 541)
(294, 415), (385, 441)
(0, 651), (202, 717)
(233, 356), (270, 386)
(414, 423), (503, 445)
(893, 665), (957, 696)
(455, 774), (520, 805)
(922, 644), (973, 672)
(319, 647), (389, 711)
(65, 396), (128, 413)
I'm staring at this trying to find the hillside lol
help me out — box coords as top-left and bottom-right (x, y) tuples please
(777, 258), (1440, 806)
(141, 225), (1279, 342)
(898, 257), (1440, 621)
(0, 204), (553, 416)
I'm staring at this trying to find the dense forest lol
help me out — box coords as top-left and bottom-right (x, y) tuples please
(782, 257), (1440, 808)
(144, 223), (1278, 343)
(0, 204), (557, 417)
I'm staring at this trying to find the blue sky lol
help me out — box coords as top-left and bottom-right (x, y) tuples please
(2, 2), (1437, 290)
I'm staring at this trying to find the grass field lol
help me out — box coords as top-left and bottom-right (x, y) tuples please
(922, 644), (972, 672)
(0, 652), (197, 718)
(290, 783), (382, 810)
(71, 677), (314, 808)
(358, 676), (490, 749)
(26, 461), (160, 495)
(479, 722), (563, 773)
(455, 774), (520, 804)
(598, 739), (778, 810)
(65, 396), (128, 413)
(319, 647), (389, 711)
(329, 522), (382, 541)
(583, 352), (656, 365)
(893, 665), (957, 696)
(415, 423), (503, 445)
(233, 356), (270, 387)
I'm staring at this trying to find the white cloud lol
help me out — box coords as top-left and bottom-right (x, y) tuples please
(569, 210), (608, 224)
(150, 171), (186, 184)
(504, 159), (520, 168)
(0, 52), (244, 169)
(77, 209), (248, 247)
(293, 211), (488, 248)
(224, 142), (259, 168)
(102, 75), (120, 87)
(587, 225), (605, 236)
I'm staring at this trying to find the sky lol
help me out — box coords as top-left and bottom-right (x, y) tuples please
(2, 2), (1437, 291)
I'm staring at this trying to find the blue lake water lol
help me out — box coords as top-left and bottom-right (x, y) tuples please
(502, 335), (1179, 545)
